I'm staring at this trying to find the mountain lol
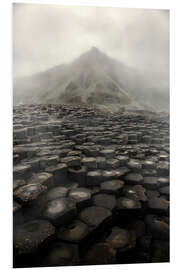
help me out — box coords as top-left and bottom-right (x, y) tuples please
(13, 47), (169, 112)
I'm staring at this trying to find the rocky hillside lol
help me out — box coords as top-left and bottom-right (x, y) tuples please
(13, 47), (169, 112)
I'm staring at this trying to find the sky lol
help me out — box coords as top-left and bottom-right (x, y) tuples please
(13, 3), (169, 80)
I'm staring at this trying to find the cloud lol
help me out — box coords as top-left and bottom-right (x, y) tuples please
(13, 3), (169, 84)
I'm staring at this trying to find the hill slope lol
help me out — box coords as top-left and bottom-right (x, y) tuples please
(13, 47), (169, 111)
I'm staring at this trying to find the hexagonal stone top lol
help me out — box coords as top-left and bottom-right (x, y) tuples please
(57, 219), (91, 243)
(92, 194), (116, 210)
(105, 227), (131, 249)
(43, 197), (76, 222)
(100, 180), (124, 193)
(79, 206), (111, 227)
(124, 173), (143, 184)
(14, 183), (47, 204)
(117, 197), (141, 210)
(46, 186), (69, 201)
(68, 188), (91, 202)
(14, 219), (55, 255)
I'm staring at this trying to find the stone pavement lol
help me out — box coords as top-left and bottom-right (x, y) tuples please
(13, 104), (169, 267)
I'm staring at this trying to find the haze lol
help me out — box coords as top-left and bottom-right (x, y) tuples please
(13, 3), (169, 86)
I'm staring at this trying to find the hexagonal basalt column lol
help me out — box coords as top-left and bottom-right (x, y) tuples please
(100, 180), (124, 196)
(124, 173), (143, 185)
(79, 206), (112, 228)
(57, 219), (92, 244)
(45, 163), (68, 186)
(86, 170), (102, 186)
(61, 156), (81, 168)
(28, 172), (54, 189)
(100, 149), (116, 159)
(68, 188), (92, 210)
(82, 157), (97, 170)
(92, 193), (117, 210)
(68, 166), (87, 186)
(14, 219), (55, 255)
(43, 197), (77, 226)
(46, 186), (69, 201)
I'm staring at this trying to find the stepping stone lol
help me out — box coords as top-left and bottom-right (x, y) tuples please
(68, 166), (87, 186)
(106, 159), (120, 169)
(159, 186), (169, 196)
(45, 163), (67, 186)
(13, 164), (31, 180)
(157, 177), (169, 187)
(124, 173), (143, 185)
(117, 197), (141, 211)
(123, 186), (139, 201)
(105, 227), (135, 250)
(92, 194), (116, 210)
(13, 179), (26, 191)
(100, 149), (115, 159)
(141, 168), (157, 177)
(100, 180), (124, 196)
(96, 157), (106, 169)
(61, 156), (81, 168)
(57, 219), (92, 243)
(79, 206), (112, 227)
(86, 170), (102, 186)
(68, 188), (92, 210)
(82, 157), (97, 170)
(145, 215), (169, 240)
(43, 197), (77, 226)
(46, 186), (69, 201)
(132, 185), (147, 202)
(147, 197), (169, 214)
(143, 177), (159, 190)
(14, 183), (47, 204)
(116, 155), (129, 166)
(142, 160), (156, 169)
(127, 159), (142, 172)
(101, 169), (126, 182)
(43, 242), (80, 266)
(28, 172), (54, 189)
(14, 219), (55, 255)
(83, 242), (116, 265)
(157, 161), (169, 176)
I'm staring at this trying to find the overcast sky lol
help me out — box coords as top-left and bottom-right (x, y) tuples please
(13, 4), (169, 79)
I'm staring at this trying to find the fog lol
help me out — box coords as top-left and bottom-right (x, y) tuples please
(13, 3), (169, 87)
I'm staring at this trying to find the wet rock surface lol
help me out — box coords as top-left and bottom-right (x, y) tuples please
(13, 104), (169, 267)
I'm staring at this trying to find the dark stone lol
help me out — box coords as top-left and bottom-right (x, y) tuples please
(86, 170), (102, 186)
(100, 180), (124, 196)
(68, 188), (92, 210)
(43, 242), (80, 266)
(124, 173), (143, 185)
(143, 177), (159, 190)
(43, 197), (77, 226)
(92, 194), (116, 210)
(13, 179), (26, 191)
(14, 219), (55, 255)
(61, 156), (81, 168)
(28, 172), (54, 189)
(117, 197), (141, 211)
(57, 219), (92, 243)
(147, 197), (169, 214)
(79, 206), (112, 227)
(83, 242), (116, 265)
(68, 166), (87, 186)
(46, 186), (69, 201)
(14, 183), (47, 205)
